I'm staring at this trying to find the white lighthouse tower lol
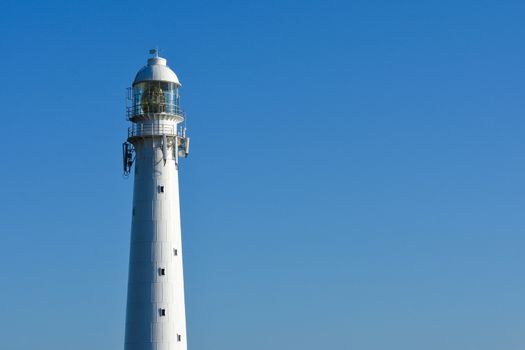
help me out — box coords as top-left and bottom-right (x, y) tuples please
(123, 50), (190, 350)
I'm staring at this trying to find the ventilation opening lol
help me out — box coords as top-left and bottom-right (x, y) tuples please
(160, 308), (166, 316)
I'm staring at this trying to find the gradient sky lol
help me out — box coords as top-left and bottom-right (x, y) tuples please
(1, 0), (525, 349)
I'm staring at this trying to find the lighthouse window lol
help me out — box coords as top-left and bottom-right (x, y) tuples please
(159, 186), (165, 193)
(173, 249), (178, 256)
(177, 334), (182, 342)
(159, 268), (166, 276)
(132, 81), (180, 116)
(160, 308), (166, 316)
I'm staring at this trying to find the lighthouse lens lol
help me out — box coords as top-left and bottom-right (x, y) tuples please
(141, 84), (165, 113)
(132, 82), (179, 117)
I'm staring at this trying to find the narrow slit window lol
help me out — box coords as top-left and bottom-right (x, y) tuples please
(160, 308), (166, 316)
(177, 334), (182, 342)
(173, 248), (178, 256)
(159, 186), (165, 193)
(160, 268), (166, 276)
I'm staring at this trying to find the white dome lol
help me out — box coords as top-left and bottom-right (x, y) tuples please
(133, 57), (181, 86)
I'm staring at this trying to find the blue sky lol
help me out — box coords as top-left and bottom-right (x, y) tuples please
(1, 0), (525, 349)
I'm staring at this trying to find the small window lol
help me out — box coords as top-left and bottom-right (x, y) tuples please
(160, 308), (166, 316)
(173, 248), (178, 256)
(159, 268), (166, 276)
(177, 334), (182, 342)
(159, 186), (165, 193)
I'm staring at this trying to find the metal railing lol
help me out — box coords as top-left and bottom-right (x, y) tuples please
(127, 104), (185, 120)
(128, 123), (178, 138)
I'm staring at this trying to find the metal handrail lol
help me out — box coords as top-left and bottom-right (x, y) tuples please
(127, 104), (185, 120)
(128, 123), (178, 138)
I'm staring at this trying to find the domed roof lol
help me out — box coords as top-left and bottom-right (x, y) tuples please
(133, 56), (181, 86)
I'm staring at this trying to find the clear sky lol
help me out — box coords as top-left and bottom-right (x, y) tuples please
(1, 0), (524, 349)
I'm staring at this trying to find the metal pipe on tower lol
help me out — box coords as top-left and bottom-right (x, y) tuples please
(123, 50), (190, 350)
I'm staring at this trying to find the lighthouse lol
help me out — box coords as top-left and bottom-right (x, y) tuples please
(122, 50), (190, 350)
